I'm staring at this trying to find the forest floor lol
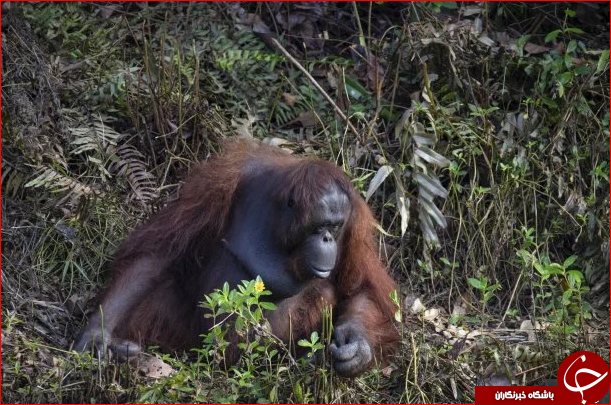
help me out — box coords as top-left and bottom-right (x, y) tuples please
(1, 2), (609, 403)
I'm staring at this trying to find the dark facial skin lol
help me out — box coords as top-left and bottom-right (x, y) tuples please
(292, 184), (350, 279)
(225, 173), (350, 298)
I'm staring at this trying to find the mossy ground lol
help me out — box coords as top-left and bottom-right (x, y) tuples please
(2, 2), (609, 403)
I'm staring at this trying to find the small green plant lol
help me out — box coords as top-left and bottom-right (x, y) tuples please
(198, 277), (287, 402)
(518, 8), (605, 107)
(138, 277), (338, 403)
(297, 332), (324, 358)
(390, 289), (403, 323)
(468, 276), (501, 325)
(516, 250), (591, 334)
(201, 277), (278, 343)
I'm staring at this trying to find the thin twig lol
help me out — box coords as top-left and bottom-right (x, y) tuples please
(270, 37), (362, 141)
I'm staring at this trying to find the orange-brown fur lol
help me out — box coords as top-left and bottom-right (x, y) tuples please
(96, 139), (399, 367)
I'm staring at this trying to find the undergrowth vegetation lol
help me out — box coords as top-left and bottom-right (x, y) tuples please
(2, 2), (609, 403)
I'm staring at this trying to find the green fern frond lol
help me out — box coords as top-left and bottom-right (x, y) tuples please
(25, 167), (102, 197)
(108, 144), (159, 204)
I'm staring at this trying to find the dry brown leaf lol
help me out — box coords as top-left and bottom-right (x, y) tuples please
(381, 364), (396, 377)
(99, 5), (119, 19)
(295, 111), (319, 128)
(423, 308), (440, 321)
(137, 356), (175, 378)
(524, 42), (551, 55)
(276, 12), (306, 31)
(232, 113), (256, 138)
(262, 137), (293, 150)
(282, 93), (297, 107)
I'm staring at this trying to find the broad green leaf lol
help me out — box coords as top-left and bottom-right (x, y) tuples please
(468, 278), (483, 290)
(544, 29), (561, 43)
(517, 35), (531, 48)
(565, 27), (584, 35)
(596, 50), (609, 74)
(563, 255), (578, 268)
(344, 76), (369, 100)
(567, 270), (584, 288)
(544, 264), (564, 275)
(259, 302), (277, 311)
(575, 65), (591, 76)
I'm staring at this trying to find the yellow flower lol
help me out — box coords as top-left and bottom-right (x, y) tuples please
(255, 280), (265, 293)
